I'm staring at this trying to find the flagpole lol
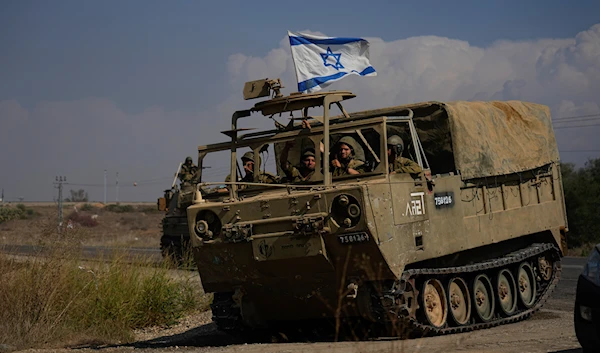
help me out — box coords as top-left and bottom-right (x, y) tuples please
(287, 31), (302, 93)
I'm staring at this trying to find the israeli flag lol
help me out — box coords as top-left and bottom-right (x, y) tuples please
(288, 31), (377, 93)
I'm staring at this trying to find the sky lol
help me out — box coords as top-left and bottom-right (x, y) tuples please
(1, 0), (600, 202)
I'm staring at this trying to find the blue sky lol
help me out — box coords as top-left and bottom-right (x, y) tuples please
(1, 0), (600, 201)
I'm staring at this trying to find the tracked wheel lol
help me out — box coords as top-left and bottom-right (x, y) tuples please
(496, 269), (518, 316)
(421, 279), (448, 328)
(472, 274), (495, 323)
(399, 278), (419, 319)
(447, 277), (471, 326)
(516, 262), (537, 308)
(537, 256), (553, 282)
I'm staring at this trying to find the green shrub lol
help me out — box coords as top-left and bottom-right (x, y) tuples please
(0, 206), (22, 223)
(80, 203), (96, 212)
(105, 204), (134, 213)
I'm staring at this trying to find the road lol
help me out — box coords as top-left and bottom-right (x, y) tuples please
(10, 247), (586, 353)
(1, 244), (163, 263)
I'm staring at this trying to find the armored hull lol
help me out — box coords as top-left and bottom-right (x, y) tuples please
(186, 91), (567, 336)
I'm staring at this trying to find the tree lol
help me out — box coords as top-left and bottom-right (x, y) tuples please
(65, 189), (89, 202)
(561, 158), (600, 248)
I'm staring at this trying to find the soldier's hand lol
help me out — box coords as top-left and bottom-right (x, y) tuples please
(301, 119), (311, 130)
(331, 159), (342, 168)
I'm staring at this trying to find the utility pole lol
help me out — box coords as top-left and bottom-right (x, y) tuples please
(54, 176), (66, 228)
(104, 169), (107, 204)
(116, 172), (119, 204)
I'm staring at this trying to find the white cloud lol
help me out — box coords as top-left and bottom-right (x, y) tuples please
(225, 25), (600, 165)
(2, 25), (600, 201)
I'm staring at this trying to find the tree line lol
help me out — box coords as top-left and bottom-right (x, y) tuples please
(561, 158), (600, 248)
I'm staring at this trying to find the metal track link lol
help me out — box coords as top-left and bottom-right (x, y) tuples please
(211, 292), (243, 331)
(394, 243), (562, 336)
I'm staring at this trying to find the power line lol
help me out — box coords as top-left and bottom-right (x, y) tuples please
(553, 117), (600, 124)
(552, 113), (600, 121)
(555, 123), (600, 130)
(560, 150), (600, 153)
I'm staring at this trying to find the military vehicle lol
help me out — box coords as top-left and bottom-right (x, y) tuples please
(157, 164), (194, 264)
(185, 78), (567, 337)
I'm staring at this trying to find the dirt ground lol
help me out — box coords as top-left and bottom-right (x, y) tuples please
(0, 204), (163, 248)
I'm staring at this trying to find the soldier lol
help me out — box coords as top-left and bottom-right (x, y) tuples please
(178, 156), (198, 185)
(387, 135), (422, 174)
(225, 151), (278, 187)
(331, 136), (366, 177)
(279, 141), (316, 183)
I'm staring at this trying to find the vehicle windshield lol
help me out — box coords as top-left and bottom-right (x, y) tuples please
(193, 114), (430, 196)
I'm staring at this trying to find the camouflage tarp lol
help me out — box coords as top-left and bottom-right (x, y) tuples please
(443, 100), (559, 180)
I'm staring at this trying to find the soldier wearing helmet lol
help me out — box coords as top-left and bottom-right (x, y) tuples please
(387, 135), (422, 175)
(178, 156), (198, 185)
(331, 136), (366, 177)
(224, 150), (278, 187)
(279, 140), (316, 183)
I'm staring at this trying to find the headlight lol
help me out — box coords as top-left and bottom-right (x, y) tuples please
(193, 210), (221, 240)
(331, 194), (361, 228)
(195, 220), (208, 234)
(581, 246), (600, 286)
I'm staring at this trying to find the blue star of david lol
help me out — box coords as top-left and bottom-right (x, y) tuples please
(320, 47), (344, 70)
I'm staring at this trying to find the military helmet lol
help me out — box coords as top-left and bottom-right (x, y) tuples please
(337, 136), (357, 153)
(301, 148), (316, 159)
(241, 151), (261, 166)
(387, 135), (404, 148)
(336, 136), (365, 161)
(185, 156), (193, 163)
(388, 135), (404, 155)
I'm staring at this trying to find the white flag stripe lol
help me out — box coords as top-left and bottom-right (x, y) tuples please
(288, 31), (376, 93)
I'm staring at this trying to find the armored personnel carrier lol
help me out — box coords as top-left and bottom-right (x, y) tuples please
(185, 78), (567, 336)
(157, 165), (198, 265)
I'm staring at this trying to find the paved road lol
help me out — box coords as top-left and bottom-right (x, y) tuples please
(0, 244), (163, 263)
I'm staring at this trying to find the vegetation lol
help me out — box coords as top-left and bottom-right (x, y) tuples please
(67, 211), (99, 228)
(105, 204), (134, 213)
(65, 189), (89, 202)
(0, 203), (38, 223)
(0, 228), (209, 350)
(561, 158), (600, 251)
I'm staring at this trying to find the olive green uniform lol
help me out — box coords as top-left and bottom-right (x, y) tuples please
(224, 172), (278, 189)
(333, 159), (366, 177)
(281, 161), (315, 182)
(179, 164), (198, 183)
(389, 156), (422, 174)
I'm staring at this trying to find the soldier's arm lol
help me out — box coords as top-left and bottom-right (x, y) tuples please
(280, 141), (294, 171)
(178, 166), (187, 180)
(347, 161), (366, 175)
(403, 158), (423, 174)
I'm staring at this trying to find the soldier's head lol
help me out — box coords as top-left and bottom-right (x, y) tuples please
(387, 135), (404, 157)
(300, 148), (316, 171)
(337, 136), (357, 161)
(185, 156), (193, 165)
(241, 151), (259, 175)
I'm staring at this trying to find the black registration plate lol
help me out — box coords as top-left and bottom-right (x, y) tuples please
(337, 233), (370, 245)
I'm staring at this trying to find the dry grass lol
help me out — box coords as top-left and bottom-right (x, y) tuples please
(0, 223), (210, 351)
(0, 204), (163, 248)
(566, 241), (597, 257)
